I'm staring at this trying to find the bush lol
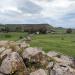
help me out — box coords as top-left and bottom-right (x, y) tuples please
(5, 27), (10, 33)
(66, 28), (72, 34)
(19, 36), (23, 39)
(5, 34), (12, 38)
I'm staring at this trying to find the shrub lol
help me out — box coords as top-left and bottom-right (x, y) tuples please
(5, 34), (12, 38)
(19, 36), (23, 39)
(66, 28), (72, 34)
(5, 27), (10, 33)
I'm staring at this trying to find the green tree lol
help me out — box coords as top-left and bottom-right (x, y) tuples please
(5, 26), (10, 33)
(16, 26), (21, 32)
(66, 28), (72, 34)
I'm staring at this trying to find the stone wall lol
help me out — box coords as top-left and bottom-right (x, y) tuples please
(0, 39), (75, 75)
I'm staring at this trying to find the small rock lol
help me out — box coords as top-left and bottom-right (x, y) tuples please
(7, 41), (20, 51)
(26, 36), (31, 41)
(47, 62), (54, 69)
(19, 41), (30, 49)
(47, 51), (60, 57)
(0, 47), (6, 54)
(30, 69), (47, 75)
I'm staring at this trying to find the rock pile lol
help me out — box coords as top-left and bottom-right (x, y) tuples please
(0, 40), (75, 75)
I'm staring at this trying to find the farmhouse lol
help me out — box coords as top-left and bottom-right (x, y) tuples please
(1, 24), (54, 33)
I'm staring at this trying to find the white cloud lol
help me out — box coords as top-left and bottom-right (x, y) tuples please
(31, 0), (75, 19)
(0, 0), (75, 28)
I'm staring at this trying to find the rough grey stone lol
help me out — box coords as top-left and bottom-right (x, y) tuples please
(22, 47), (42, 59)
(50, 63), (75, 75)
(30, 69), (47, 75)
(0, 52), (28, 75)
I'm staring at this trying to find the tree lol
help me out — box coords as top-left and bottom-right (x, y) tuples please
(66, 28), (72, 34)
(5, 26), (10, 33)
(16, 26), (21, 32)
(1, 28), (5, 32)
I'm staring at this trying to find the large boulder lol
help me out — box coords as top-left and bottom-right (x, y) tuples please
(22, 47), (49, 72)
(22, 47), (42, 59)
(0, 41), (21, 52)
(0, 41), (8, 47)
(30, 69), (47, 75)
(60, 55), (73, 65)
(49, 63), (75, 75)
(0, 73), (4, 75)
(0, 52), (28, 75)
(47, 51), (73, 65)
(0, 48), (12, 59)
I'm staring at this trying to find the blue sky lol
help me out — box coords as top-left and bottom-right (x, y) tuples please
(0, 0), (75, 28)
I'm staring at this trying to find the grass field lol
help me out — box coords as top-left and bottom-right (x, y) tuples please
(0, 31), (75, 57)
(30, 33), (75, 57)
(0, 32), (28, 41)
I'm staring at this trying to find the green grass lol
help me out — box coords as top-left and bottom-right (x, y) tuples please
(0, 31), (75, 57)
(0, 32), (28, 41)
(30, 33), (75, 57)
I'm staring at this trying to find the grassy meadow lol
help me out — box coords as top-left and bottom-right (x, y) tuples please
(0, 32), (28, 41)
(30, 32), (75, 57)
(0, 29), (75, 57)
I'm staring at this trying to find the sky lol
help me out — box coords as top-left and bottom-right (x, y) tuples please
(0, 0), (75, 28)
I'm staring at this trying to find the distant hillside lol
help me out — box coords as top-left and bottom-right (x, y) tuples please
(0, 24), (5, 31)
(4, 24), (54, 33)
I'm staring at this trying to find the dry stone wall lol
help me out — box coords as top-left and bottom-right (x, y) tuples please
(0, 40), (75, 75)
